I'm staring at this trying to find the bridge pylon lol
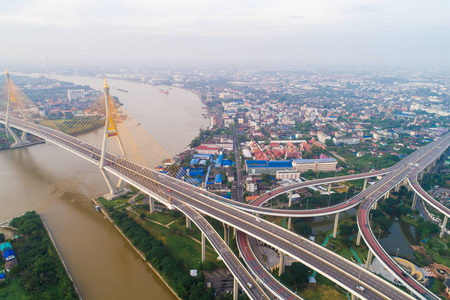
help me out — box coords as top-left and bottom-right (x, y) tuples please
(100, 78), (129, 200)
(4, 68), (27, 147)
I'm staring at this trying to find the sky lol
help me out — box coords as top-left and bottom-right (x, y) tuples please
(1, 0), (450, 68)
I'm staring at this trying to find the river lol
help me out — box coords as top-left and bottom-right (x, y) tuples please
(0, 74), (209, 300)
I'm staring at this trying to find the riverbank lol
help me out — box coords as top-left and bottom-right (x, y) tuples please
(0, 211), (79, 299)
(91, 196), (182, 300)
(39, 214), (82, 299)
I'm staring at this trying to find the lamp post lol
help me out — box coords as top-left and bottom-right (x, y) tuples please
(306, 199), (309, 210)
(377, 228), (382, 241)
(396, 248), (400, 258)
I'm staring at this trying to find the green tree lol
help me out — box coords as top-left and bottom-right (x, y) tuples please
(294, 222), (312, 237)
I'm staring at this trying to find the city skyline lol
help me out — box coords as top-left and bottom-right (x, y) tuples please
(1, 0), (450, 68)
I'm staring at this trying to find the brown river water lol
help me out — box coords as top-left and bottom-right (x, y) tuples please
(0, 74), (209, 299)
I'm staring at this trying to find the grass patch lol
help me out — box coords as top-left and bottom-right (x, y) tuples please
(299, 283), (347, 300)
(0, 278), (29, 300)
(136, 208), (179, 225)
(429, 279), (445, 295)
(128, 212), (218, 270)
(98, 196), (130, 211)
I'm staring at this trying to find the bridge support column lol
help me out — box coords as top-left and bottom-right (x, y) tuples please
(411, 193), (417, 210)
(328, 184), (332, 195)
(186, 216), (191, 229)
(149, 197), (155, 213)
(351, 293), (357, 300)
(365, 250), (372, 269)
(440, 216), (448, 238)
(223, 223), (229, 245)
(356, 230), (362, 246)
(20, 131), (27, 143)
(201, 233), (206, 263)
(384, 191), (390, 199)
(395, 184), (400, 192)
(287, 191), (293, 230)
(99, 168), (119, 198)
(233, 277), (239, 300)
(278, 251), (285, 276)
(372, 201), (378, 210)
(418, 171), (423, 180)
(363, 178), (368, 190)
(333, 212), (339, 239)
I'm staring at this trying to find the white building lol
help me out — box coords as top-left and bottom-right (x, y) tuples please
(67, 89), (86, 101)
(276, 170), (301, 180)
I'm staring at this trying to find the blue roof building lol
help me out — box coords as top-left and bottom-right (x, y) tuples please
(222, 159), (233, 166)
(214, 174), (223, 184)
(215, 155), (223, 167)
(245, 160), (293, 175)
(2, 249), (15, 261)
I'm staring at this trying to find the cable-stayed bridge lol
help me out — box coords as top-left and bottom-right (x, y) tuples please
(1, 70), (449, 300)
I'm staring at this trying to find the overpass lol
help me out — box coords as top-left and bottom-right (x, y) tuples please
(2, 74), (448, 300)
(0, 107), (417, 300)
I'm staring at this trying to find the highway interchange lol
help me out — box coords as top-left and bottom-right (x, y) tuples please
(2, 114), (450, 300)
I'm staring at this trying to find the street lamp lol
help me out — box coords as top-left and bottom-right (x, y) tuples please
(377, 229), (382, 241)
(328, 194), (331, 207)
(306, 199), (309, 210)
(396, 248), (400, 258)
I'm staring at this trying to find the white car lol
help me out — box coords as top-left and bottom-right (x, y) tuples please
(255, 218), (262, 223)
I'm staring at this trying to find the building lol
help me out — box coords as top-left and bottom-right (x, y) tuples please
(333, 137), (360, 145)
(67, 89), (86, 101)
(245, 160), (293, 175)
(292, 158), (337, 173)
(276, 170), (301, 180)
(317, 132), (331, 144)
(196, 145), (220, 155)
(246, 182), (258, 192)
(444, 277), (450, 299)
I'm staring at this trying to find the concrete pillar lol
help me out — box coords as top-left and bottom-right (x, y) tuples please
(328, 183), (332, 195)
(288, 191), (292, 207)
(186, 216), (191, 229)
(223, 223), (229, 245)
(333, 212), (339, 239)
(411, 193), (417, 210)
(351, 293), (357, 300)
(403, 177), (408, 186)
(395, 184), (400, 192)
(384, 191), (390, 199)
(440, 216), (448, 238)
(233, 278), (239, 300)
(287, 217), (292, 230)
(21, 131), (27, 143)
(201, 233), (206, 263)
(278, 251), (285, 276)
(365, 250), (372, 269)
(233, 227), (236, 238)
(149, 197), (155, 213)
(372, 201), (378, 210)
(363, 178), (368, 190)
(418, 171), (423, 180)
(356, 230), (362, 246)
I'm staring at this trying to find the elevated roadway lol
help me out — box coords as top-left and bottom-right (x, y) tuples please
(4, 118), (448, 299)
(357, 132), (450, 300)
(2, 116), (417, 300)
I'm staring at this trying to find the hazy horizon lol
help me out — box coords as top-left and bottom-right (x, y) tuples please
(1, 0), (450, 69)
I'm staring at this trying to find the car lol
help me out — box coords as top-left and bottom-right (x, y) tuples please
(365, 224), (369, 228)
(255, 218), (261, 223)
(106, 162), (109, 165)
(246, 283), (253, 289)
(167, 189), (171, 192)
(356, 286), (365, 292)
(401, 271), (408, 277)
